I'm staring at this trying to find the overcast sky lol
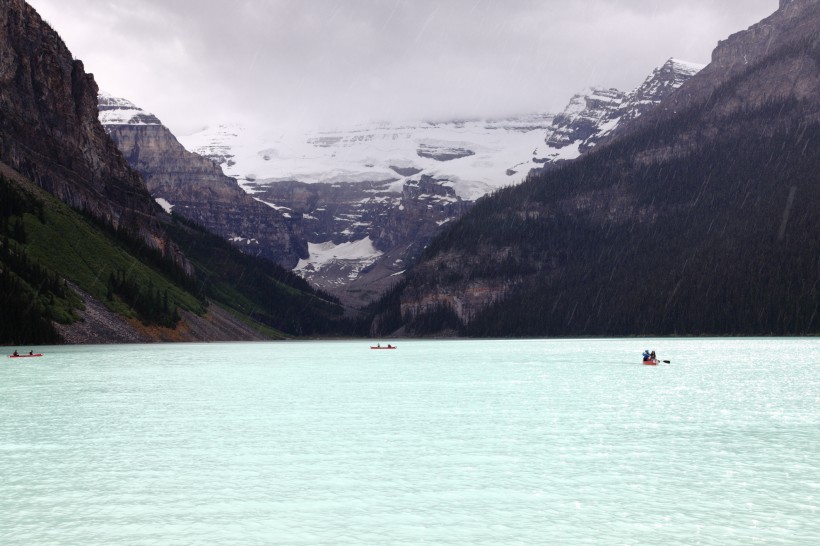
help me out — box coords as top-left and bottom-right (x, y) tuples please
(27, 0), (776, 135)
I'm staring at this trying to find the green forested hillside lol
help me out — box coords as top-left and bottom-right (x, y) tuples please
(1, 175), (78, 343)
(0, 171), (364, 345)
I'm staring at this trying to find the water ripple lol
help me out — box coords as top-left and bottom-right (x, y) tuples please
(1, 339), (818, 545)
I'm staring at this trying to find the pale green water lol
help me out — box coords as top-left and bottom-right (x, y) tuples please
(1, 338), (818, 545)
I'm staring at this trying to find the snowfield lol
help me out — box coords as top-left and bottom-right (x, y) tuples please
(179, 116), (556, 202)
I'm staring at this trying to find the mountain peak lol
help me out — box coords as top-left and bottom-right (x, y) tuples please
(665, 58), (707, 76)
(98, 92), (162, 126)
(534, 58), (703, 162)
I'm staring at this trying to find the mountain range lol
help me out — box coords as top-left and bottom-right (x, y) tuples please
(98, 92), (307, 267)
(3, 0), (817, 344)
(101, 58), (703, 307)
(1, 0), (357, 345)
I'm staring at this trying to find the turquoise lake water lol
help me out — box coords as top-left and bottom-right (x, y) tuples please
(1, 338), (818, 545)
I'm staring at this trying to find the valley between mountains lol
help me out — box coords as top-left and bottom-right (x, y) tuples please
(101, 59), (704, 308)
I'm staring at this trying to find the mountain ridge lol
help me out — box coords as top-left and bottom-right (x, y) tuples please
(371, 0), (819, 337)
(0, 0), (163, 248)
(165, 57), (702, 305)
(98, 93), (308, 267)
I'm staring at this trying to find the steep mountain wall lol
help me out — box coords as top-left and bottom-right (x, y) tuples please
(655, 0), (820, 121)
(0, 0), (162, 246)
(100, 96), (307, 267)
(535, 59), (704, 163)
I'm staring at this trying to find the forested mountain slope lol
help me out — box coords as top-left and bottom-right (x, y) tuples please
(372, 0), (820, 337)
(1, 166), (361, 344)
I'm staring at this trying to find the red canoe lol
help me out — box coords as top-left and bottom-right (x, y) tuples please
(371, 346), (397, 350)
(8, 353), (43, 358)
(642, 358), (658, 366)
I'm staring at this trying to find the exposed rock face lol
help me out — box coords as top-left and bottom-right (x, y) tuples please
(654, 0), (820, 120)
(416, 143), (475, 161)
(544, 87), (627, 152)
(621, 0), (820, 165)
(255, 173), (470, 305)
(398, 249), (518, 325)
(534, 59), (704, 163)
(98, 94), (307, 267)
(0, 0), (162, 246)
(612, 58), (706, 132)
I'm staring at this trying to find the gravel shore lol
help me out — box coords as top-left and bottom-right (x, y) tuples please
(56, 283), (272, 344)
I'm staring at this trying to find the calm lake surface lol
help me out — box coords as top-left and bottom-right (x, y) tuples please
(1, 338), (818, 545)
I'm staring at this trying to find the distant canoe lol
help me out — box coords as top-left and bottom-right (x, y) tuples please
(8, 353), (43, 358)
(370, 346), (397, 350)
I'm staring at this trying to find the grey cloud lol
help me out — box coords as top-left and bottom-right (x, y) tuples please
(28, 0), (777, 134)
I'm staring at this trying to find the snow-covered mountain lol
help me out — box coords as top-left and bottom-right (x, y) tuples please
(182, 58), (703, 193)
(171, 58), (703, 305)
(181, 115), (556, 202)
(179, 117), (555, 303)
(98, 92), (163, 126)
(535, 58), (706, 163)
(98, 93), (307, 267)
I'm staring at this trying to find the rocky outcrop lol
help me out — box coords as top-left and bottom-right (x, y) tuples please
(0, 0), (163, 247)
(534, 59), (704, 163)
(609, 58), (705, 135)
(544, 87), (627, 152)
(416, 143), (475, 161)
(254, 173), (470, 304)
(399, 249), (518, 324)
(99, 94), (307, 267)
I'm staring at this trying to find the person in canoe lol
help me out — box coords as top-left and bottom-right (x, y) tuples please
(642, 350), (651, 361)
(650, 350), (656, 361)
(12, 350), (19, 357)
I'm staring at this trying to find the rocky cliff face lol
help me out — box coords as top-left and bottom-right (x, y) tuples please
(620, 0), (820, 165)
(0, 0), (163, 247)
(99, 94), (307, 267)
(612, 58), (706, 132)
(254, 173), (470, 305)
(534, 58), (704, 164)
(543, 87), (626, 153)
(655, 0), (820, 120)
